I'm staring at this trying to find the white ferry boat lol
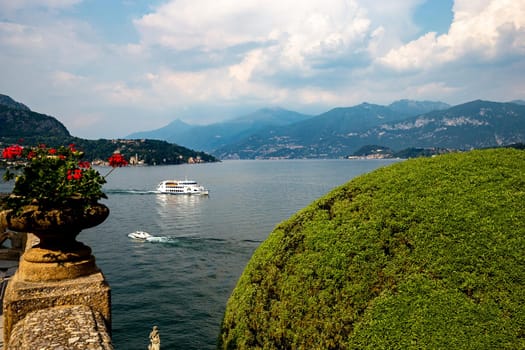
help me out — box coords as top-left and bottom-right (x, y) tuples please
(156, 180), (209, 195)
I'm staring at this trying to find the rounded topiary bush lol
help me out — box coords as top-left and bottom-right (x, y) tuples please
(219, 148), (525, 349)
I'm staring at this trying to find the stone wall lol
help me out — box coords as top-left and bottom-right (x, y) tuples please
(9, 305), (112, 349)
(2, 234), (113, 349)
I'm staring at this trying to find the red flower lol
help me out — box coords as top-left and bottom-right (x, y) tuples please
(78, 161), (91, 169)
(108, 153), (128, 167)
(2, 143), (115, 212)
(2, 145), (23, 159)
(67, 169), (83, 181)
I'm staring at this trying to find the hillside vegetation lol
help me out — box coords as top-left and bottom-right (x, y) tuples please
(0, 105), (70, 139)
(0, 94), (218, 164)
(219, 148), (525, 349)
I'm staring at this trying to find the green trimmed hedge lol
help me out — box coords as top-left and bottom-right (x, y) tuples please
(219, 148), (525, 349)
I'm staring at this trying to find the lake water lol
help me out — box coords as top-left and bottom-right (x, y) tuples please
(1, 159), (400, 349)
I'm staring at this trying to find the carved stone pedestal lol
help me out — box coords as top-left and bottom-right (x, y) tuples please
(0, 204), (111, 347)
(2, 270), (111, 345)
(17, 242), (99, 281)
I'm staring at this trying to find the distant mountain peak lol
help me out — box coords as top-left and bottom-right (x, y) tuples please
(388, 99), (450, 116)
(357, 102), (382, 109)
(0, 94), (70, 139)
(0, 94), (31, 111)
(166, 118), (192, 127)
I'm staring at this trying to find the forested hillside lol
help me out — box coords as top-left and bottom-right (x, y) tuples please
(0, 94), (218, 164)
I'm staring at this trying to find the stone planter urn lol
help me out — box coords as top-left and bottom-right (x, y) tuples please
(0, 202), (109, 281)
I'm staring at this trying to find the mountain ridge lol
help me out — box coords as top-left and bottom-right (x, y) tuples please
(214, 99), (525, 159)
(0, 94), (31, 111)
(127, 107), (312, 152)
(127, 100), (449, 154)
(367, 100), (525, 150)
(0, 93), (71, 139)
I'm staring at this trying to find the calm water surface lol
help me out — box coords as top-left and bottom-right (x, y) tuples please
(2, 159), (400, 349)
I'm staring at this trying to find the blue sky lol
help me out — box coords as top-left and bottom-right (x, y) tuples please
(0, 0), (524, 139)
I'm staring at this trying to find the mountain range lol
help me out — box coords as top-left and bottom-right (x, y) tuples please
(129, 99), (525, 159)
(3, 93), (524, 160)
(127, 107), (312, 153)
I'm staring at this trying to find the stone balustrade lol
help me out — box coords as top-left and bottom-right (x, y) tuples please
(2, 233), (113, 349)
(8, 305), (112, 349)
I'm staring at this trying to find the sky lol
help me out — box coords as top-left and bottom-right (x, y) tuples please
(0, 0), (524, 139)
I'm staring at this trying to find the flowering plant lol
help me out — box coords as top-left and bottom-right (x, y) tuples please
(1, 144), (128, 212)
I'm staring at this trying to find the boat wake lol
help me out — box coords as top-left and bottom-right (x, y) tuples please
(106, 189), (158, 195)
(128, 232), (263, 247)
(141, 236), (172, 243)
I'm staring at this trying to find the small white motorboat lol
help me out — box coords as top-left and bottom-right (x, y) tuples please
(128, 231), (153, 241)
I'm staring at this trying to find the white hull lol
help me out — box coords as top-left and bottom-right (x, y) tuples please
(128, 231), (153, 241)
(156, 180), (209, 195)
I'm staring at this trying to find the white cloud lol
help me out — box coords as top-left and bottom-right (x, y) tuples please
(228, 49), (264, 82)
(136, 0), (271, 50)
(94, 81), (147, 105)
(147, 70), (208, 100)
(0, 19), (101, 68)
(0, 21), (46, 50)
(135, 0), (373, 69)
(52, 71), (87, 86)
(125, 0), (395, 111)
(356, 1), (423, 50)
(145, 66), (283, 106)
(379, 0), (525, 71)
